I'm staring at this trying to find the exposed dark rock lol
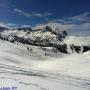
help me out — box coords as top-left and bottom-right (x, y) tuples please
(56, 44), (69, 54)
(43, 26), (52, 32)
(70, 44), (81, 53)
(70, 44), (90, 53)
(83, 46), (90, 52)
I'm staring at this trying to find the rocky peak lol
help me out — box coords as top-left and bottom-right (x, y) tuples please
(43, 26), (53, 32)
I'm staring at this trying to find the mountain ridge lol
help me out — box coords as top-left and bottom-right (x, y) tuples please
(0, 25), (90, 54)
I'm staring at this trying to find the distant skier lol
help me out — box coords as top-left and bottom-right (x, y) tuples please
(27, 47), (29, 51)
(27, 47), (33, 53)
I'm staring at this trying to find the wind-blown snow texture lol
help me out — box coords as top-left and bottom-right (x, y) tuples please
(0, 25), (90, 90)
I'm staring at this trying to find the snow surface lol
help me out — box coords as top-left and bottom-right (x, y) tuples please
(0, 39), (90, 90)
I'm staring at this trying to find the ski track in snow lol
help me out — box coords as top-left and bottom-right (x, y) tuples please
(0, 39), (90, 90)
(0, 63), (90, 90)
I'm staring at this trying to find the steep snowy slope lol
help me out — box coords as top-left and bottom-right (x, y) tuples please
(0, 39), (90, 90)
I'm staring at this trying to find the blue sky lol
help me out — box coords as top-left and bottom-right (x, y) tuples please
(0, 0), (90, 25)
(0, 0), (90, 35)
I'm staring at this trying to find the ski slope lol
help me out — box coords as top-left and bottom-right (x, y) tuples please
(0, 39), (90, 90)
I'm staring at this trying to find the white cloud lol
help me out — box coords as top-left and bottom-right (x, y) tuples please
(0, 22), (9, 27)
(33, 12), (90, 36)
(33, 22), (73, 31)
(71, 12), (90, 22)
(14, 8), (52, 18)
(0, 21), (17, 28)
(66, 23), (90, 36)
(50, 12), (90, 24)
(14, 8), (22, 13)
(68, 23), (90, 30)
(0, 12), (90, 36)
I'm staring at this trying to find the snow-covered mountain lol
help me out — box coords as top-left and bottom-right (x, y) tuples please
(0, 25), (90, 54)
(0, 25), (90, 90)
(0, 26), (68, 52)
